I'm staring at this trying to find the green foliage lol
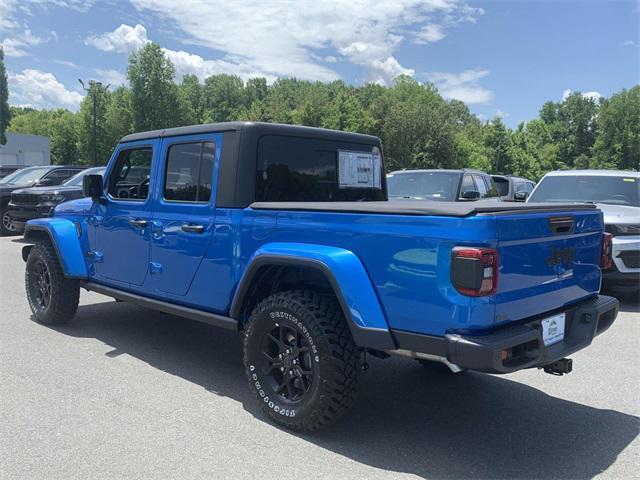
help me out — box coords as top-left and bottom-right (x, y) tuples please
(0, 47), (9, 145)
(4, 45), (638, 178)
(128, 43), (181, 131)
(592, 86), (640, 171)
(77, 82), (111, 165)
(8, 108), (79, 164)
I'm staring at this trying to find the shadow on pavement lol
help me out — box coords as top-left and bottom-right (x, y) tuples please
(53, 301), (638, 480)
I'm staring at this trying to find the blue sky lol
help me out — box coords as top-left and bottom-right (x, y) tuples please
(1, 0), (638, 127)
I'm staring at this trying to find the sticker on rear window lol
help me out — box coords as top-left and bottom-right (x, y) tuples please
(338, 149), (381, 189)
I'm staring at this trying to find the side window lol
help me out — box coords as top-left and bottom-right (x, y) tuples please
(513, 181), (525, 193)
(473, 175), (488, 197)
(43, 169), (77, 185)
(164, 141), (215, 202)
(107, 147), (153, 200)
(525, 182), (535, 193)
(460, 175), (476, 197)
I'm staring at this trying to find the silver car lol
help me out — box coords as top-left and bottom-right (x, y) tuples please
(528, 169), (639, 295)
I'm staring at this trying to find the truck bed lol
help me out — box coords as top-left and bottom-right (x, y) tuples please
(250, 200), (597, 217)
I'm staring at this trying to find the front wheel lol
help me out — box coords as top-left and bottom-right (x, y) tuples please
(1, 209), (19, 236)
(243, 290), (359, 431)
(25, 243), (80, 325)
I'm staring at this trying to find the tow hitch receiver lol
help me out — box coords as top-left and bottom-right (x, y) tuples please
(542, 358), (573, 376)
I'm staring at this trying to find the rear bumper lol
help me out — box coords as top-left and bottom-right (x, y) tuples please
(392, 295), (619, 374)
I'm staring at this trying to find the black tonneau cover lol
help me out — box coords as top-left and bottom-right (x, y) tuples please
(250, 200), (598, 217)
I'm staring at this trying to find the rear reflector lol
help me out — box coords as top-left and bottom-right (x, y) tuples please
(601, 232), (613, 270)
(451, 247), (498, 297)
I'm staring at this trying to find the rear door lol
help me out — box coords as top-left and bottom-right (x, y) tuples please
(150, 133), (221, 296)
(494, 209), (603, 324)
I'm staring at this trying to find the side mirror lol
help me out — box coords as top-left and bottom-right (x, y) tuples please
(36, 178), (54, 187)
(83, 174), (103, 199)
(461, 190), (480, 200)
(514, 191), (529, 202)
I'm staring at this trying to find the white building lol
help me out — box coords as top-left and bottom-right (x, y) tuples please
(0, 132), (51, 166)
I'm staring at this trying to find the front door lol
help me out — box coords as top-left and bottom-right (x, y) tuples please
(93, 142), (156, 286)
(150, 134), (221, 296)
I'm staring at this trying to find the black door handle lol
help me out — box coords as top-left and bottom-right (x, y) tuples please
(129, 218), (148, 228)
(181, 224), (205, 234)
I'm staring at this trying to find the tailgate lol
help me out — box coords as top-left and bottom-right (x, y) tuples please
(494, 209), (603, 324)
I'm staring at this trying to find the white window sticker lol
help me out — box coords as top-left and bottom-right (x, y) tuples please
(338, 149), (381, 189)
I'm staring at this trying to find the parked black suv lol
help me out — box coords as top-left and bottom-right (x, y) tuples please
(0, 165), (84, 235)
(387, 169), (499, 201)
(0, 165), (24, 179)
(492, 174), (536, 201)
(7, 166), (106, 233)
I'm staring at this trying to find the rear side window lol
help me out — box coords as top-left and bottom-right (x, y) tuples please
(255, 135), (385, 202)
(460, 175), (475, 197)
(473, 175), (488, 196)
(164, 142), (215, 203)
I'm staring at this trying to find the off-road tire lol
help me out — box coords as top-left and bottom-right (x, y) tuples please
(243, 290), (359, 431)
(25, 242), (80, 325)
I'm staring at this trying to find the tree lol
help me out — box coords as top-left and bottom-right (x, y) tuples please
(592, 86), (640, 171)
(77, 82), (111, 165)
(178, 74), (204, 125)
(202, 74), (244, 122)
(105, 86), (133, 153)
(128, 43), (181, 131)
(0, 47), (10, 145)
(8, 109), (79, 164)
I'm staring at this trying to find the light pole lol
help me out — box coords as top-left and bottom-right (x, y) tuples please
(78, 79), (109, 166)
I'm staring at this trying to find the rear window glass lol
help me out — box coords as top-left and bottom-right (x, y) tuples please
(493, 177), (509, 196)
(529, 175), (640, 207)
(387, 171), (459, 201)
(255, 135), (385, 202)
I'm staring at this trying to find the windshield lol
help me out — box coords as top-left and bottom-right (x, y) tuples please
(0, 167), (51, 186)
(64, 167), (106, 187)
(529, 175), (640, 207)
(387, 171), (459, 201)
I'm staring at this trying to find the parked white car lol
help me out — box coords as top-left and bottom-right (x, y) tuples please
(528, 170), (640, 295)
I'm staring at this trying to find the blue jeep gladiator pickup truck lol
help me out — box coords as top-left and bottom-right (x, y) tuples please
(21, 122), (619, 431)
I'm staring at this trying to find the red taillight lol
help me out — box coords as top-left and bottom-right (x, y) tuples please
(451, 247), (499, 297)
(601, 232), (613, 270)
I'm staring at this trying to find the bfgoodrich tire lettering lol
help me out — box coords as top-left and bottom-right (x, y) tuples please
(243, 290), (359, 431)
(25, 242), (80, 325)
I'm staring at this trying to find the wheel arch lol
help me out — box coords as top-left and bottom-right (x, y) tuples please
(22, 218), (88, 279)
(231, 243), (396, 351)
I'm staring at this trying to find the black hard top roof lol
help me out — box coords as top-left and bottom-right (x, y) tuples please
(121, 121), (380, 144)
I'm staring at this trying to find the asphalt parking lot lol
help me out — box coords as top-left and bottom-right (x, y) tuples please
(1, 236), (638, 480)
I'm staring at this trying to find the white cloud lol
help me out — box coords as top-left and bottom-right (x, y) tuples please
(428, 69), (493, 104)
(562, 89), (602, 102)
(622, 40), (639, 48)
(86, 23), (150, 54)
(160, 48), (278, 82)
(94, 68), (127, 87)
(496, 109), (510, 118)
(8, 69), (83, 110)
(1, 29), (45, 57)
(124, 0), (481, 85)
(54, 59), (79, 68)
(416, 23), (446, 43)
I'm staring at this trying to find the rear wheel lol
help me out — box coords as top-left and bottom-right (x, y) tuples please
(243, 290), (359, 431)
(25, 242), (79, 325)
